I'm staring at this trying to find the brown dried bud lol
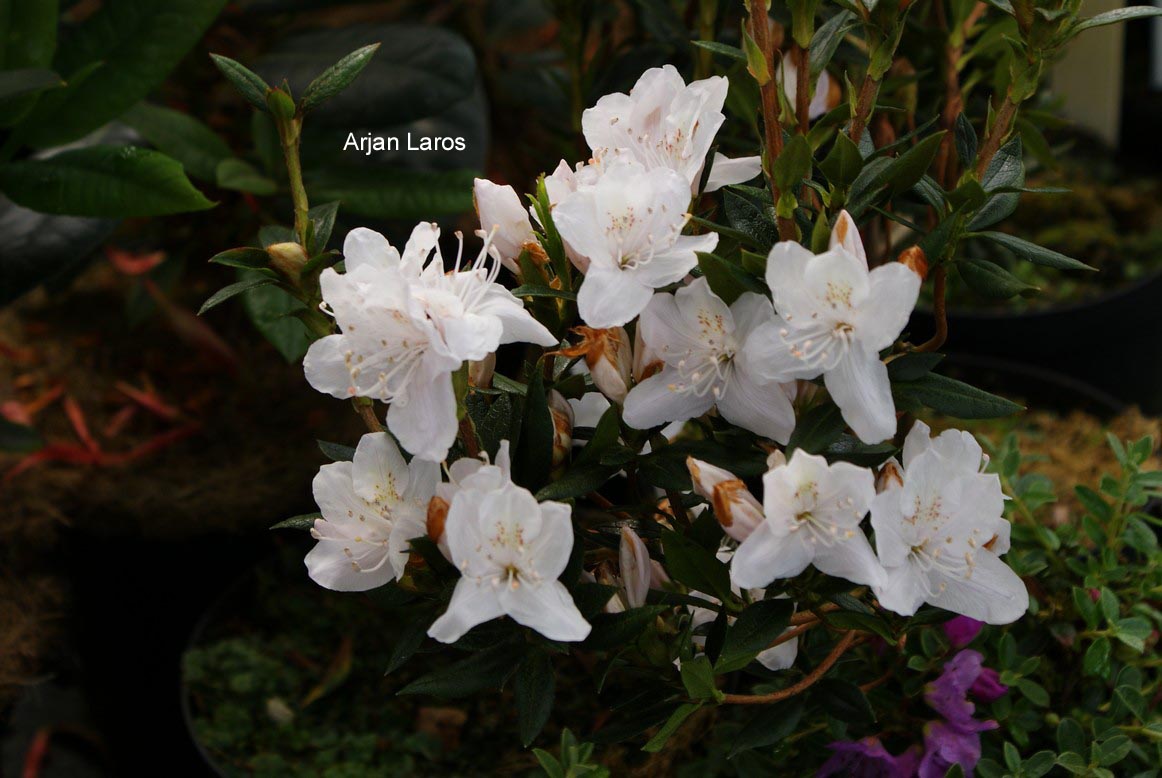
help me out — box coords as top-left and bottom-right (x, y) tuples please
(557, 326), (632, 404)
(548, 389), (574, 472)
(876, 459), (904, 493)
(687, 456), (763, 542)
(468, 352), (495, 389)
(426, 495), (450, 544)
(898, 245), (928, 280)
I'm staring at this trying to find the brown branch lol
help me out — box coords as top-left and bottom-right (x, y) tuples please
(353, 400), (384, 433)
(859, 666), (895, 693)
(747, 0), (796, 241)
(794, 44), (811, 135)
(458, 415), (480, 459)
(974, 93), (1019, 179)
(790, 602), (840, 625)
(767, 621), (819, 650)
(848, 75), (879, 143)
(722, 631), (859, 705)
(914, 266), (947, 352)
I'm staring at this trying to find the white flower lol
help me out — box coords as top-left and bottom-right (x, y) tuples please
(428, 441), (591, 643)
(619, 526), (652, 609)
(623, 277), (796, 443)
(582, 65), (760, 193)
(305, 432), (438, 591)
(557, 326), (633, 405)
(871, 421), (1027, 624)
(473, 178), (537, 274)
(731, 450), (885, 590)
(777, 56), (836, 121)
(553, 160), (717, 328)
(750, 211), (921, 443)
(304, 223), (557, 461)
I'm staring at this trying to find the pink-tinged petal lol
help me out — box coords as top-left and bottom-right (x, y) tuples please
(428, 580), (506, 643)
(343, 227), (400, 273)
(731, 522), (813, 589)
(825, 350), (897, 443)
(500, 580), (591, 642)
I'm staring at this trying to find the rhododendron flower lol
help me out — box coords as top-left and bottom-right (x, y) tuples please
(619, 526), (652, 608)
(305, 432), (438, 591)
(473, 178), (537, 274)
(428, 442), (590, 643)
(925, 649), (1007, 726)
(581, 65), (760, 193)
(817, 737), (920, 778)
(623, 278), (796, 442)
(752, 211), (920, 443)
(731, 450), (885, 590)
(553, 161), (717, 327)
(919, 718), (996, 778)
(304, 224), (557, 461)
(943, 615), (984, 648)
(871, 422), (1028, 624)
(916, 649), (1004, 777)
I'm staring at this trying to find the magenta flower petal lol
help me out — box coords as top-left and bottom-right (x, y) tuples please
(943, 616), (984, 648)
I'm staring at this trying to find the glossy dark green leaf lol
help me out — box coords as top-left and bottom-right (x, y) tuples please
(883, 132), (946, 196)
(954, 113), (977, 166)
(210, 53), (270, 111)
(0, 0), (59, 126)
(397, 640), (522, 697)
(0, 146), (215, 217)
(696, 252), (765, 305)
(122, 101), (233, 182)
(715, 599), (794, 673)
(662, 530), (733, 604)
(680, 655), (722, 701)
(814, 678), (876, 724)
(972, 231), (1095, 271)
(729, 699), (804, 756)
(642, 703), (703, 753)
(300, 43), (380, 112)
(516, 649), (555, 746)
(318, 440), (356, 461)
(197, 276), (278, 315)
(513, 364), (553, 492)
(307, 200), (341, 253)
(820, 132), (864, 188)
(216, 158), (278, 196)
(269, 512), (321, 530)
(886, 352), (944, 382)
(238, 269), (312, 362)
(583, 606), (669, 651)
(722, 190), (778, 250)
(786, 402), (846, 456)
(209, 247), (270, 270)
(894, 373), (1023, 418)
(309, 167), (475, 220)
(690, 40), (745, 61)
(958, 258), (1039, 299)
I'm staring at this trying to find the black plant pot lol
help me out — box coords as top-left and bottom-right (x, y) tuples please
(909, 269), (1162, 413)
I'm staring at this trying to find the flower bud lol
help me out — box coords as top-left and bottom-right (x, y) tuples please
(633, 325), (663, 383)
(687, 456), (763, 542)
(766, 449), (787, 471)
(426, 495), (450, 545)
(876, 458), (904, 492)
(560, 326), (633, 404)
(548, 389), (573, 473)
(897, 245), (928, 280)
(619, 526), (652, 608)
(267, 241), (308, 283)
(468, 353), (495, 389)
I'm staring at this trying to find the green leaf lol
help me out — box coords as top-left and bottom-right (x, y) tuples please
(513, 364), (553, 492)
(1016, 678), (1049, 706)
(269, 513), (321, 530)
(317, 440), (356, 461)
(642, 703), (703, 753)
(310, 167), (475, 220)
(972, 231), (1095, 271)
(1115, 685), (1147, 720)
(121, 101), (233, 183)
(516, 649), (555, 747)
(583, 606), (668, 651)
(1096, 734), (1132, 766)
(1113, 617), (1152, 652)
(0, 68), (62, 101)
(239, 269), (312, 362)
(882, 132), (945, 196)
(209, 247), (270, 270)
(574, 406), (621, 469)
(786, 402), (846, 456)
(680, 655), (722, 701)
(397, 640), (521, 697)
(1083, 636), (1111, 677)
(1056, 752), (1088, 774)
(696, 252), (765, 305)
(715, 599), (794, 673)
(510, 285), (578, 301)
(216, 158), (278, 196)
(384, 612), (432, 674)
(887, 352), (944, 382)
(307, 200), (341, 253)
(814, 678), (876, 724)
(198, 277), (277, 315)
(722, 190), (778, 250)
(210, 53), (270, 111)
(690, 40), (745, 61)
(958, 258), (1038, 299)
(819, 132), (864, 188)
(823, 609), (896, 641)
(954, 113), (977, 166)
(894, 372), (1023, 419)
(24, 0), (228, 148)
(0, 419), (44, 453)
(0, 146), (215, 217)
(1074, 6), (1162, 33)
(729, 699), (804, 756)
(535, 464), (619, 501)
(0, 1), (60, 126)
(1056, 718), (1086, 754)
(662, 530), (733, 604)
(300, 43), (380, 112)
(772, 134), (813, 192)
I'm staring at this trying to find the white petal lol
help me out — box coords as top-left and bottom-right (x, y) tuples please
(739, 319), (820, 383)
(500, 580), (591, 642)
(343, 227), (400, 273)
(620, 526), (652, 608)
(856, 262), (921, 352)
(870, 488), (910, 568)
(756, 634), (798, 671)
(704, 153), (762, 192)
(633, 233), (715, 287)
(928, 552), (1029, 625)
(825, 350), (897, 444)
(352, 431), (410, 505)
(386, 505), (428, 579)
(474, 178), (535, 264)
(400, 222), (440, 276)
(901, 419), (934, 469)
(828, 210), (867, 269)
(812, 532), (886, 587)
(731, 522), (813, 589)
(474, 285), (559, 347)
(312, 461), (363, 524)
(428, 580), (506, 643)
(386, 367), (459, 461)
(440, 313), (505, 362)
(623, 367), (716, 430)
(577, 267), (654, 328)
(764, 241), (817, 320)
(304, 536), (393, 592)
(717, 365), (796, 443)
(303, 335), (355, 399)
(729, 292), (776, 337)
(530, 500), (576, 580)
(404, 458), (441, 507)
(874, 562), (927, 617)
(443, 493), (489, 577)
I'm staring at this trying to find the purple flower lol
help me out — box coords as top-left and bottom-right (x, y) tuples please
(970, 666), (1008, 702)
(943, 616), (984, 648)
(918, 718), (998, 778)
(817, 737), (919, 778)
(925, 650), (986, 726)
